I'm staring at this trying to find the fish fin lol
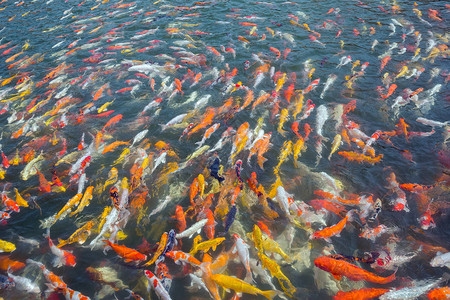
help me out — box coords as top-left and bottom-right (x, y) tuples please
(244, 270), (254, 284)
(231, 246), (237, 254)
(261, 290), (278, 300)
(52, 255), (63, 268)
(45, 283), (57, 291)
(332, 274), (342, 280)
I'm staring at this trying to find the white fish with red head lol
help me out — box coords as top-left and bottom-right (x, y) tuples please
(145, 270), (172, 300)
(337, 56), (351, 68)
(232, 234), (253, 283)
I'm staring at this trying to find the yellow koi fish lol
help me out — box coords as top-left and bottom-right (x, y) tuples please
(0, 240), (15, 253)
(189, 235), (225, 256)
(57, 221), (95, 248)
(211, 273), (277, 299)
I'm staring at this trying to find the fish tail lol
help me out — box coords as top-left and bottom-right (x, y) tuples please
(261, 290), (278, 300)
(57, 238), (67, 248)
(244, 270), (254, 284)
(377, 271), (396, 284)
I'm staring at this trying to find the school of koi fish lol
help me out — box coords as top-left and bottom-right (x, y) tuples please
(0, 0), (448, 299)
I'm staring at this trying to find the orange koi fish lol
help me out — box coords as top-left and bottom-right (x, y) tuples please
(36, 169), (52, 193)
(333, 288), (389, 300)
(240, 89), (254, 111)
(309, 199), (346, 217)
(257, 221), (273, 239)
(312, 211), (352, 240)
(314, 255), (396, 283)
(338, 151), (383, 164)
(102, 114), (123, 132)
(206, 46), (221, 56)
(427, 286), (450, 300)
(202, 254), (221, 300)
(102, 141), (130, 154)
(381, 84), (397, 99)
(284, 84), (294, 103)
(188, 108), (215, 136)
(115, 87), (133, 93)
(0, 256), (24, 272)
(314, 190), (360, 205)
(239, 22), (257, 26)
(283, 48), (291, 59)
(173, 205), (187, 233)
(1, 152), (9, 169)
(204, 209), (216, 240)
(93, 83), (109, 101)
(174, 78), (183, 94)
(189, 177), (199, 206)
(380, 56), (391, 72)
(269, 47), (281, 59)
(399, 183), (434, 193)
(395, 118), (409, 141)
(103, 240), (147, 263)
(252, 92), (271, 110)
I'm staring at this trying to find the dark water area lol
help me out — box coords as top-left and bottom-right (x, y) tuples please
(0, 0), (448, 299)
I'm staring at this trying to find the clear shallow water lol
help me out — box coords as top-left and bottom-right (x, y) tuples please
(0, 0), (448, 299)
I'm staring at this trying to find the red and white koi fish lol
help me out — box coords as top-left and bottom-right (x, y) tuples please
(144, 270), (172, 300)
(47, 229), (76, 268)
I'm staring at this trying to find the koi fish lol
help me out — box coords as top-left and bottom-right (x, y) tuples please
(172, 205), (187, 233)
(189, 236), (225, 256)
(0, 239), (15, 253)
(46, 229), (76, 268)
(93, 83), (109, 101)
(165, 251), (203, 268)
(211, 273), (277, 299)
(338, 151), (383, 164)
(57, 221), (95, 248)
(381, 84), (397, 99)
(26, 259), (67, 289)
(328, 134), (342, 160)
(144, 270), (172, 300)
(302, 78), (320, 95)
(312, 211), (353, 241)
(314, 255), (396, 283)
(102, 141), (130, 154)
(195, 123), (220, 148)
(102, 114), (123, 132)
(232, 234), (253, 282)
(102, 240), (147, 263)
(333, 288), (389, 300)
(395, 118), (409, 141)
(269, 47), (281, 59)
(258, 252), (296, 297)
